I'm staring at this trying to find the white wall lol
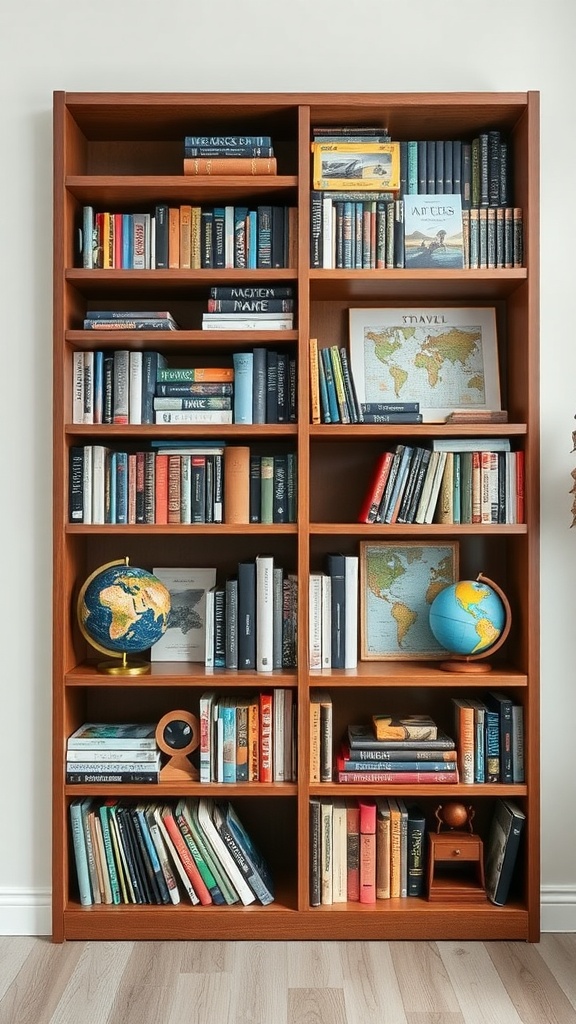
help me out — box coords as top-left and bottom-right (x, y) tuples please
(0, 0), (574, 935)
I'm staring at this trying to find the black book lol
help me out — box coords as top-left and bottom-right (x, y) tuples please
(273, 455), (288, 524)
(444, 140), (453, 194)
(325, 552), (346, 669)
(210, 285), (294, 300)
(426, 140), (436, 193)
(154, 204), (169, 269)
(406, 805), (427, 897)
(484, 798), (525, 906)
(238, 561), (256, 670)
(435, 140), (444, 194)
(485, 691), (513, 782)
(129, 807), (163, 905)
(487, 130), (501, 207)
(309, 798), (322, 906)
(257, 205), (272, 269)
(271, 205), (285, 268)
(461, 142), (472, 209)
(276, 351), (288, 422)
(212, 208), (225, 269)
(266, 350), (278, 423)
(213, 586), (226, 668)
(225, 577), (239, 669)
(69, 447), (84, 522)
(201, 210), (214, 268)
(417, 140), (427, 194)
(249, 455), (261, 523)
(115, 806), (145, 904)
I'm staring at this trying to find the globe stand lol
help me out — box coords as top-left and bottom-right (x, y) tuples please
(97, 652), (150, 676)
(438, 573), (512, 674)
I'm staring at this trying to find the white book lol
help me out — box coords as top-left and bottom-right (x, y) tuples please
(180, 454), (192, 524)
(256, 554), (274, 673)
(344, 555), (358, 669)
(204, 586), (216, 668)
(82, 445), (93, 525)
(113, 350), (130, 424)
(283, 687), (294, 781)
(129, 351), (143, 424)
(66, 747), (159, 763)
(91, 444), (108, 524)
(431, 437), (511, 452)
(201, 319), (293, 331)
(506, 452), (517, 524)
(150, 567), (217, 662)
(308, 573), (323, 670)
(154, 410), (233, 424)
(199, 691), (217, 783)
(332, 798), (348, 903)
(321, 573), (332, 669)
(224, 206), (234, 268)
(414, 452), (440, 524)
(83, 351), (94, 424)
(423, 451), (447, 524)
(196, 798), (256, 906)
(72, 351), (84, 424)
(322, 195), (333, 269)
(132, 212), (150, 270)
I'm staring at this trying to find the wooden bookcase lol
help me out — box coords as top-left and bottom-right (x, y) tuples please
(52, 91), (539, 942)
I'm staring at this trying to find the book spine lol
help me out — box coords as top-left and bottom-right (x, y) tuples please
(346, 802), (361, 902)
(183, 157), (277, 175)
(256, 554), (274, 673)
(359, 799), (376, 904)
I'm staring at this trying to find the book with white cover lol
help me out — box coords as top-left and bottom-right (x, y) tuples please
(151, 567), (217, 662)
(256, 555), (274, 672)
(196, 798), (256, 906)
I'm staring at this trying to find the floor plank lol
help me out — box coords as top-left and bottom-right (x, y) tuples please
(229, 940), (288, 1024)
(106, 942), (181, 1024)
(486, 942), (576, 1024)
(287, 987), (348, 1024)
(286, 941), (346, 988)
(48, 941), (133, 1024)
(0, 937), (37, 1003)
(438, 941), (523, 1023)
(167, 973), (233, 1024)
(0, 938), (84, 1024)
(339, 941), (408, 1024)
(390, 941), (462, 1017)
(537, 935), (576, 1010)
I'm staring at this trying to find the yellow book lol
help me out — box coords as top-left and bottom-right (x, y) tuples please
(309, 337), (321, 424)
(168, 207), (180, 268)
(179, 204), (192, 269)
(191, 206), (202, 269)
(330, 346), (350, 424)
(312, 141), (400, 191)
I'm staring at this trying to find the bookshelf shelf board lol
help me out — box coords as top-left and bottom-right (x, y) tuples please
(310, 784), (528, 800)
(67, 331), (298, 348)
(64, 782), (298, 799)
(309, 424), (527, 439)
(66, 663), (300, 685)
(65, 423), (298, 439)
(66, 175), (299, 205)
(66, 522), (299, 536)
(65, 268), (299, 295)
(309, 269), (528, 302)
(308, 662), (527, 686)
(308, 523), (527, 537)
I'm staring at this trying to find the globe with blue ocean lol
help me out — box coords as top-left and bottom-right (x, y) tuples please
(428, 575), (508, 657)
(78, 559), (171, 669)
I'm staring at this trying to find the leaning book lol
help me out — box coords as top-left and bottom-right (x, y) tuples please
(404, 193), (464, 269)
(484, 798), (526, 906)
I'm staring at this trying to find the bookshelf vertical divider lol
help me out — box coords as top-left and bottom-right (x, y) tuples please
(53, 91), (539, 942)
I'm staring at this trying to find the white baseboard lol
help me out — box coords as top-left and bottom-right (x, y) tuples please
(0, 888), (51, 936)
(540, 886), (576, 932)
(0, 886), (575, 936)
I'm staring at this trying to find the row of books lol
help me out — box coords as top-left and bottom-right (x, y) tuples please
(308, 554), (358, 670)
(311, 129), (512, 209)
(358, 440), (525, 527)
(337, 717), (459, 785)
(311, 193), (523, 271)
(69, 444), (297, 526)
(452, 692), (525, 785)
(309, 797), (426, 905)
(201, 558), (298, 672)
(198, 690), (296, 784)
(73, 347), (297, 426)
(309, 339), (367, 425)
(70, 797), (274, 907)
(80, 204), (296, 270)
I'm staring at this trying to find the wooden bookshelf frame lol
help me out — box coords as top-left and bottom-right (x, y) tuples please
(53, 91), (539, 942)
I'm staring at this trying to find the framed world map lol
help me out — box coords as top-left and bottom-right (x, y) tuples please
(360, 540), (459, 659)
(349, 306), (500, 422)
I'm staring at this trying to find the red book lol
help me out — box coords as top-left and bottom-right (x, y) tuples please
(346, 801), (360, 901)
(113, 212), (123, 268)
(359, 798), (377, 903)
(358, 451), (394, 523)
(336, 754), (459, 785)
(259, 692), (273, 782)
(160, 808), (212, 905)
(155, 454), (168, 525)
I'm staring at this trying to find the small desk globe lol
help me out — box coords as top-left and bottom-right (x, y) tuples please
(77, 558), (171, 674)
(428, 573), (511, 673)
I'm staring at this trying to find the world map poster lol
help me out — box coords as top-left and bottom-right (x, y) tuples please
(360, 541), (458, 659)
(349, 306), (500, 422)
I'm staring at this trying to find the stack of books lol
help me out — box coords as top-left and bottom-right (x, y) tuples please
(203, 286), (294, 330)
(70, 795), (275, 907)
(183, 133), (278, 176)
(83, 310), (179, 331)
(309, 796), (427, 905)
(336, 718), (459, 784)
(66, 723), (161, 784)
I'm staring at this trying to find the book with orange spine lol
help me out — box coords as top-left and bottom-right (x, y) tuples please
(223, 445), (250, 524)
(358, 798), (377, 904)
(183, 157), (277, 176)
(346, 800), (360, 901)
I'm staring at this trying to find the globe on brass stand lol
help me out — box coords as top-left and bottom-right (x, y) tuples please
(428, 573), (512, 673)
(77, 557), (171, 675)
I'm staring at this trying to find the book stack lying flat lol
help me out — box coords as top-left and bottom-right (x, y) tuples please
(183, 134), (277, 176)
(337, 719), (459, 784)
(66, 723), (161, 784)
(69, 796), (275, 907)
(83, 310), (180, 330)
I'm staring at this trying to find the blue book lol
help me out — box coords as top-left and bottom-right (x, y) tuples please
(452, 452), (461, 525)
(122, 213), (133, 268)
(220, 699), (237, 783)
(115, 451), (128, 525)
(320, 347), (340, 422)
(70, 799), (93, 905)
(383, 445), (414, 524)
(407, 141), (418, 193)
(135, 808), (170, 905)
(247, 210), (258, 268)
(212, 208), (225, 268)
(317, 350), (331, 423)
(98, 804), (121, 904)
(232, 351), (253, 424)
(223, 802), (275, 905)
(106, 451), (117, 524)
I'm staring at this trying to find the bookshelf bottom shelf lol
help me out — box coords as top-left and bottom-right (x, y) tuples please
(58, 901), (531, 942)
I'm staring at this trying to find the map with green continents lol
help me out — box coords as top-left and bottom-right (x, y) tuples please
(361, 542), (458, 659)
(349, 307), (500, 421)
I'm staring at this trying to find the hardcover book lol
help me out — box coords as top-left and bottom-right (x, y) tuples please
(312, 142), (400, 191)
(484, 798), (526, 905)
(150, 567), (217, 662)
(404, 193), (464, 269)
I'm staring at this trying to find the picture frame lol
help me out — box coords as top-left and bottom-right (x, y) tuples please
(150, 567), (217, 661)
(349, 306), (501, 423)
(359, 540), (459, 660)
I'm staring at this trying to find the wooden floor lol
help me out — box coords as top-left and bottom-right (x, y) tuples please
(1, 935), (575, 1024)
